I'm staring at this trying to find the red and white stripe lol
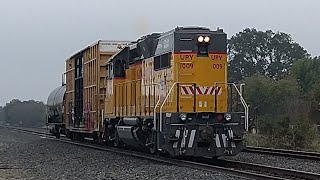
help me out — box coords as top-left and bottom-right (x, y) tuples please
(181, 86), (222, 95)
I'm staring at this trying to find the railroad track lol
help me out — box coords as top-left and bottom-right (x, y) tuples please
(213, 159), (320, 180)
(2, 125), (320, 180)
(245, 146), (320, 161)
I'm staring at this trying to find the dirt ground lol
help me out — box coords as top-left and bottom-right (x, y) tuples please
(0, 169), (28, 180)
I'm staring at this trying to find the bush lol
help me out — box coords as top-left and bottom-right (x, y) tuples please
(245, 74), (318, 149)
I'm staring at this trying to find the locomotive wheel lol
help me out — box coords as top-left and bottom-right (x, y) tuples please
(77, 133), (84, 142)
(55, 131), (60, 139)
(149, 131), (157, 154)
(71, 132), (83, 141)
(150, 146), (156, 154)
(93, 132), (98, 142)
(69, 132), (74, 140)
(113, 132), (122, 147)
(54, 125), (61, 139)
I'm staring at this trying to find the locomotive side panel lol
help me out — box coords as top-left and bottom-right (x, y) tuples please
(152, 53), (174, 113)
(142, 58), (155, 117)
(135, 63), (143, 116)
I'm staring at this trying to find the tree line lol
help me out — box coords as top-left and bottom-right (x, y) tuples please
(228, 28), (320, 149)
(0, 99), (46, 128)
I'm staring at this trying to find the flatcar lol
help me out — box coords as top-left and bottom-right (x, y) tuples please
(47, 26), (249, 158)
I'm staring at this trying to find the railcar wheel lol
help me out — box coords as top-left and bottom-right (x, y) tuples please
(55, 131), (60, 139)
(97, 132), (103, 144)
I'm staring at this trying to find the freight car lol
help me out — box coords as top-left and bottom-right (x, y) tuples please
(47, 26), (249, 158)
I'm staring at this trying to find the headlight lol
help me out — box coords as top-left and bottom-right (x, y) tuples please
(204, 36), (210, 42)
(198, 36), (204, 42)
(180, 114), (187, 121)
(225, 114), (232, 121)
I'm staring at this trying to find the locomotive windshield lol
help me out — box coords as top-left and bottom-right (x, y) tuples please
(174, 30), (227, 56)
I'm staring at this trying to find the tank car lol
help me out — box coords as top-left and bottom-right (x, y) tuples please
(46, 85), (66, 138)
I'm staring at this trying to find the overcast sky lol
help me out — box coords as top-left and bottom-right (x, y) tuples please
(0, 0), (319, 106)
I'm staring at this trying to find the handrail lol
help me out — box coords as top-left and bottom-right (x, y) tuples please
(159, 82), (197, 132)
(214, 82), (249, 131)
(152, 83), (161, 131)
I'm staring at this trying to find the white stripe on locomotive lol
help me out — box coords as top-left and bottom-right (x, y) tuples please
(188, 130), (196, 148)
(221, 134), (227, 148)
(173, 129), (181, 148)
(180, 86), (222, 95)
(181, 129), (189, 148)
(215, 134), (221, 148)
(172, 129), (237, 148)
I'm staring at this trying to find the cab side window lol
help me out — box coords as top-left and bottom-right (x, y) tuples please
(114, 60), (125, 78)
(154, 52), (171, 71)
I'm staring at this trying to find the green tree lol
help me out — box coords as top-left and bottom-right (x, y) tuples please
(245, 74), (315, 148)
(291, 57), (320, 124)
(0, 106), (5, 124)
(310, 82), (320, 109)
(245, 74), (303, 117)
(3, 99), (46, 127)
(291, 57), (320, 93)
(308, 81), (320, 124)
(228, 28), (308, 82)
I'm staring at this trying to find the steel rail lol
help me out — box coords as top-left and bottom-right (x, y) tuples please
(245, 146), (320, 161)
(217, 159), (320, 180)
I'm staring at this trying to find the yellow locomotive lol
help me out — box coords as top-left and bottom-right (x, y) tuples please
(47, 26), (248, 158)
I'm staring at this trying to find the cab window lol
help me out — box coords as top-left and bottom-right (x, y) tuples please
(154, 52), (171, 71)
(114, 60), (125, 78)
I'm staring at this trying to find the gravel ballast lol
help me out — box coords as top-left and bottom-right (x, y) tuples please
(221, 151), (320, 174)
(0, 127), (243, 180)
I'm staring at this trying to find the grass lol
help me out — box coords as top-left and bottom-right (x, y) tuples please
(244, 132), (320, 152)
